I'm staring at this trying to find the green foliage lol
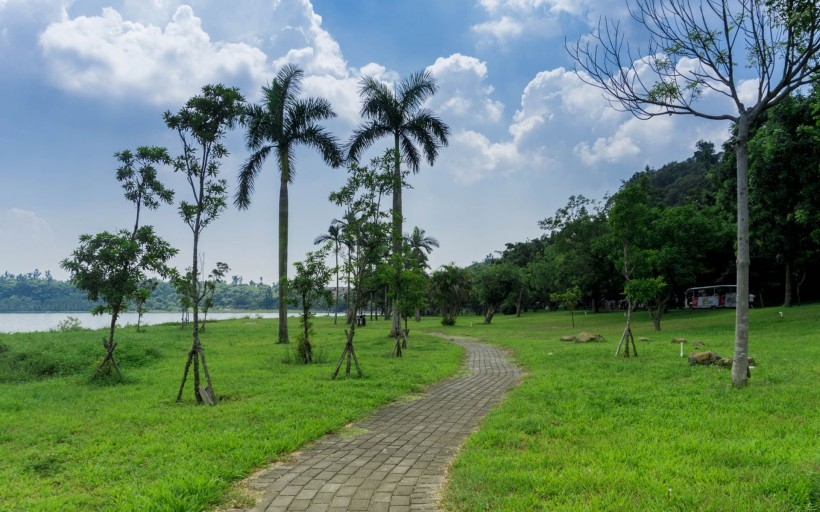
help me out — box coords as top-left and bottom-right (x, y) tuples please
(430, 264), (472, 325)
(165, 83), (244, 338)
(60, 227), (178, 317)
(54, 316), (84, 332)
(289, 248), (333, 364)
(474, 262), (522, 324)
(0, 272), (93, 312)
(538, 195), (615, 312)
(550, 286), (581, 327)
(348, 70), (450, 334)
(748, 90), (820, 305)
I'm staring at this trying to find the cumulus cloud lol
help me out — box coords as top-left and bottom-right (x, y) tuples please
(427, 53), (504, 128)
(471, 0), (613, 43)
(439, 130), (526, 185)
(267, 0), (348, 78)
(39, 5), (268, 105)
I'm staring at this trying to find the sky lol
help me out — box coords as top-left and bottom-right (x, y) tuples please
(0, 0), (738, 283)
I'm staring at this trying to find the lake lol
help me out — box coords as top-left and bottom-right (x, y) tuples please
(0, 311), (292, 334)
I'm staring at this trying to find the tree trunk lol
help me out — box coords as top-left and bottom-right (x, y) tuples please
(333, 247), (339, 324)
(484, 304), (497, 324)
(390, 137), (402, 339)
(651, 296), (668, 332)
(278, 157), (290, 344)
(515, 287), (524, 317)
(731, 114), (752, 387)
(783, 262), (793, 307)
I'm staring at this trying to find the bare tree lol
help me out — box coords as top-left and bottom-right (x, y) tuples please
(568, 0), (820, 387)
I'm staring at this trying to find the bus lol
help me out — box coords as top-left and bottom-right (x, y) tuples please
(685, 285), (737, 309)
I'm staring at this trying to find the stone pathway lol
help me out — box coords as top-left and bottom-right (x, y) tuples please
(230, 336), (521, 512)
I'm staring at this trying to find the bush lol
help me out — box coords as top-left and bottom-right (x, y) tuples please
(54, 316), (84, 332)
(441, 315), (456, 326)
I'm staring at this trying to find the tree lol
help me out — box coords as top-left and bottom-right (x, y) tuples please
(289, 248), (333, 364)
(347, 70), (450, 339)
(134, 278), (158, 332)
(403, 226), (439, 322)
(200, 261), (229, 331)
(165, 83), (244, 404)
(748, 92), (820, 306)
(61, 228), (177, 377)
(115, 146), (174, 236)
(474, 262), (522, 324)
(405, 226), (439, 270)
(499, 239), (546, 316)
(429, 264), (472, 326)
(236, 64), (343, 345)
(314, 221), (344, 324)
(538, 195), (615, 312)
(568, 0), (820, 387)
(328, 160), (392, 377)
(550, 286), (582, 328)
(61, 144), (176, 378)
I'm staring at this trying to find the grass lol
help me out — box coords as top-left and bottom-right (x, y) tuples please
(423, 306), (820, 512)
(0, 307), (817, 511)
(0, 316), (463, 511)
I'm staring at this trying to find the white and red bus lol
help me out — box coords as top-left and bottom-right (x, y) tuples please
(685, 285), (737, 309)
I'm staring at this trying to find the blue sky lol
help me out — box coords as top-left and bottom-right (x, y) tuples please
(0, 0), (734, 282)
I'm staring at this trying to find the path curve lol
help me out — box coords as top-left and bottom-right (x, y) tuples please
(231, 336), (521, 512)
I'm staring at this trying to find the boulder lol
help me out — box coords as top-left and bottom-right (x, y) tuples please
(576, 332), (605, 343)
(688, 351), (721, 365)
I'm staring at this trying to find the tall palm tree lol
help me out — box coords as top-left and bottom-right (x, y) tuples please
(236, 64), (343, 344)
(405, 226), (439, 269)
(314, 220), (344, 324)
(347, 70), (450, 336)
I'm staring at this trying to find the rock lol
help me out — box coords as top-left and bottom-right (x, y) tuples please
(688, 351), (721, 365)
(692, 341), (705, 348)
(639, 337), (651, 342)
(576, 332), (605, 343)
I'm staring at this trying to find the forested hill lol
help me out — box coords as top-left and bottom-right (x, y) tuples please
(625, 140), (719, 207)
(0, 272), (276, 312)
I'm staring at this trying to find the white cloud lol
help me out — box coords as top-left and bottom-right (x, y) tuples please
(427, 53), (504, 127)
(440, 130), (525, 184)
(267, 0), (348, 78)
(39, 5), (268, 105)
(472, 0), (601, 43)
(471, 16), (523, 41)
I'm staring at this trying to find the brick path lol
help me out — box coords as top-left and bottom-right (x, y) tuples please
(233, 336), (521, 512)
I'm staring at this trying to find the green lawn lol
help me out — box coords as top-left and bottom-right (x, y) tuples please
(423, 306), (820, 512)
(0, 307), (817, 511)
(0, 316), (462, 511)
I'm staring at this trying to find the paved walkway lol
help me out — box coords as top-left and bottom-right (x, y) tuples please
(232, 336), (521, 512)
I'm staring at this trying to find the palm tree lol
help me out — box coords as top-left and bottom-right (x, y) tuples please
(405, 226), (439, 269)
(236, 64), (343, 344)
(347, 70), (450, 336)
(314, 220), (344, 324)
